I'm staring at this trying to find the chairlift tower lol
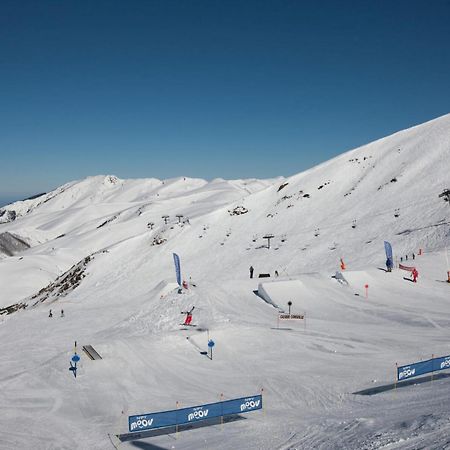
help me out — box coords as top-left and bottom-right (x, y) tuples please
(162, 215), (169, 225)
(263, 234), (275, 249)
(176, 214), (184, 223)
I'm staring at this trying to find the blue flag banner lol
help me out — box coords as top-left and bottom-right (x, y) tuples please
(173, 253), (181, 286)
(384, 241), (393, 261)
(128, 394), (263, 433)
(397, 354), (450, 382)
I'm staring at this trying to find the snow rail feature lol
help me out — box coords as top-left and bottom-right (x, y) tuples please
(82, 345), (102, 360)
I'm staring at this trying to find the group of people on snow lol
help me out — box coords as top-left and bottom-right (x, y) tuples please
(249, 266), (280, 278)
(49, 309), (64, 318)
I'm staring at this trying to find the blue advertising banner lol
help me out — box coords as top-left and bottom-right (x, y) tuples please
(128, 394), (263, 433)
(432, 354), (450, 372)
(129, 409), (177, 432)
(397, 354), (450, 382)
(172, 253), (181, 286)
(397, 359), (433, 381)
(222, 395), (262, 416)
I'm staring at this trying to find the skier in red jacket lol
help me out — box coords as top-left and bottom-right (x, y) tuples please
(412, 268), (418, 283)
(182, 306), (195, 325)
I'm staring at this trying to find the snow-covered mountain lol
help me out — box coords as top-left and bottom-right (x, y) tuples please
(0, 114), (450, 449)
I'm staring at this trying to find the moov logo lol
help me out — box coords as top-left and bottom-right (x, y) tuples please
(188, 407), (209, 421)
(130, 416), (154, 431)
(240, 398), (261, 412)
(399, 367), (415, 380)
(440, 358), (450, 370)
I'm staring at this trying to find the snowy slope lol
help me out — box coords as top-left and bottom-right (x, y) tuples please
(0, 114), (450, 449)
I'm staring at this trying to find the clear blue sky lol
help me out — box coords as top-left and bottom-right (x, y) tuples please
(1, 0), (449, 205)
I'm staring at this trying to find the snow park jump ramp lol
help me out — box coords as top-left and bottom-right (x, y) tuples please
(256, 275), (372, 323)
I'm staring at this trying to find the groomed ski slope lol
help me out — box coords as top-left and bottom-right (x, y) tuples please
(0, 113), (450, 449)
(0, 250), (450, 449)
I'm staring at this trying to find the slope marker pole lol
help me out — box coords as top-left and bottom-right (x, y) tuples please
(176, 401), (179, 438)
(220, 393), (224, 430)
(431, 354), (434, 384)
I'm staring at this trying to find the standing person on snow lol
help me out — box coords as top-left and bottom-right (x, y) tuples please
(412, 268), (419, 283)
(48, 310), (53, 318)
(249, 266), (254, 279)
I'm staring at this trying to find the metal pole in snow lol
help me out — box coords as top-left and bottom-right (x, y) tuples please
(220, 393), (224, 429)
(176, 401), (179, 437)
(394, 363), (398, 393)
(431, 354), (434, 383)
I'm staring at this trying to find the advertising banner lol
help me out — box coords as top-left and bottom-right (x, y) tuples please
(222, 395), (262, 415)
(129, 409), (178, 432)
(384, 241), (393, 260)
(432, 354), (450, 372)
(128, 394), (263, 433)
(397, 354), (450, 382)
(173, 253), (181, 286)
(397, 359), (433, 381)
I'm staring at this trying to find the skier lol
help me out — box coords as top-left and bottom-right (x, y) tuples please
(49, 309), (53, 318)
(386, 257), (393, 272)
(249, 266), (254, 279)
(181, 306), (195, 326)
(60, 309), (64, 318)
(412, 268), (418, 283)
(412, 253), (415, 260)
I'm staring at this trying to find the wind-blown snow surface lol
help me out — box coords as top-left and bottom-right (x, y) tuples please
(1, 114), (450, 449)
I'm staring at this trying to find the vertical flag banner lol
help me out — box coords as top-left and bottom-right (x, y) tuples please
(384, 241), (393, 261)
(173, 253), (181, 286)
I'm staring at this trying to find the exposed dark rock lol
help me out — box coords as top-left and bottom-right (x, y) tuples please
(0, 232), (30, 256)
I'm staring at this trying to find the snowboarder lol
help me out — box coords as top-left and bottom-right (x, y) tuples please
(60, 309), (64, 318)
(386, 257), (393, 272)
(249, 266), (254, 279)
(181, 306), (195, 326)
(48, 309), (53, 318)
(412, 268), (418, 283)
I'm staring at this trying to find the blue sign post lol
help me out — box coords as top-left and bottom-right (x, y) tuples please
(208, 339), (215, 360)
(69, 341), (80, 378)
